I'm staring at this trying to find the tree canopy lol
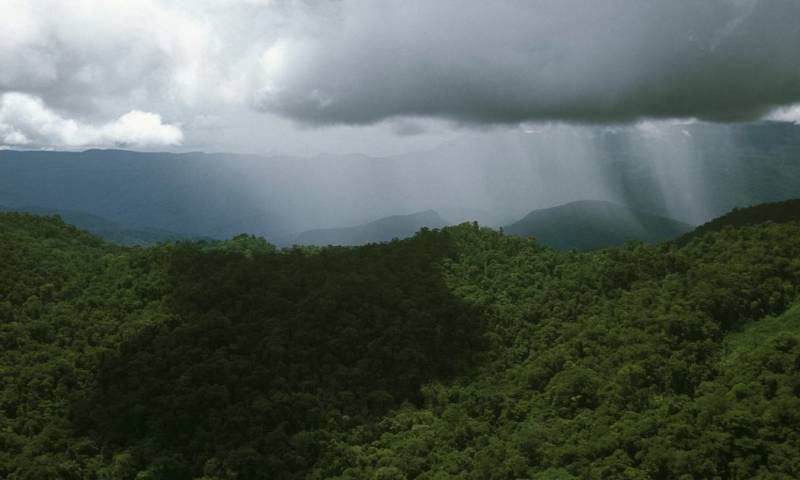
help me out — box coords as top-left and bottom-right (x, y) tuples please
(1, 209), (799, 479)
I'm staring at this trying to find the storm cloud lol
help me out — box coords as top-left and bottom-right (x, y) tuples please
(2, 0), (800, 150)
(254, 0), (800, 125)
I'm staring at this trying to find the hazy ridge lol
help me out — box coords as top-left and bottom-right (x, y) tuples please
(2, 122), (800, 244)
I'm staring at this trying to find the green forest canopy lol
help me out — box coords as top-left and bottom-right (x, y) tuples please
(1, 202), (799, 479)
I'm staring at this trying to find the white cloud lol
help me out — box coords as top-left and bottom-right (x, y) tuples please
(0, 92), (182, 147)
(0, 0), (220, 118)
(767, 104), (800, 125)
(95, 111), (183, 147)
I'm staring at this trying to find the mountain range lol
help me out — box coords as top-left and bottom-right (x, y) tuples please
(2, 201), (696, 250)
(2, 122), (800, 244)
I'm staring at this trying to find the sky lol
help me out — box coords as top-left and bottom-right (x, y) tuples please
(2, 0), (800, 156)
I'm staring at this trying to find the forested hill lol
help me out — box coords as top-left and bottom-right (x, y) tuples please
(678, 198), (800, 243)
(0, 205), (200, 246)
(2, 209), (800, 479)
(503, 200), (694, 250)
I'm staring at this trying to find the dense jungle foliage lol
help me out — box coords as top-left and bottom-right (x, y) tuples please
(679, 198), (800, 243)
(1, 205), (799, 479)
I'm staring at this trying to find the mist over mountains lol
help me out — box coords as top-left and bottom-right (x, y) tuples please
(1, 121), (799, 245)
(294, 210), (447, 247)
(503, 200), (694, 250)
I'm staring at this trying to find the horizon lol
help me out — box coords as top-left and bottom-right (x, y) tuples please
(2, 118), (800, 159)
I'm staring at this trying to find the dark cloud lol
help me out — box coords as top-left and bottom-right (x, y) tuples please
(253, 0), (800, 125)
(4, 0), (800, 152)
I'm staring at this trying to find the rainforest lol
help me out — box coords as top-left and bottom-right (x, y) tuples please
(2, 200), (799, 479)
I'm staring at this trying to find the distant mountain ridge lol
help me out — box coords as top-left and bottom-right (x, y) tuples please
(2, 122), (800, 241)
(504, 200), (694, 250)
(294, 210), (447, 246)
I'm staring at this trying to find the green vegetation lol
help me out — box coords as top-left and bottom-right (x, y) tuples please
(679, 198), (800, 244)
(0, 206), (203, 246)
(1, 205), (799, 479)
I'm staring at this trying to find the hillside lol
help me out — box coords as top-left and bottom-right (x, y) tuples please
(1, 207), (800, 479)
(679, 198), (800, 243)
(503, 200), (694, 250)
(0, 205), (200, 246)
(293, 210), (447, 246)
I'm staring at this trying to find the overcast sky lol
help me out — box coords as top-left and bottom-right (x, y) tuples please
(2, 0), (800, 156)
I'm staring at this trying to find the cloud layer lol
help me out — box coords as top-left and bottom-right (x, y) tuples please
(254, 0), (800, 125)
(2, 0), (800, 150)
(0, 93), (182, 147)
